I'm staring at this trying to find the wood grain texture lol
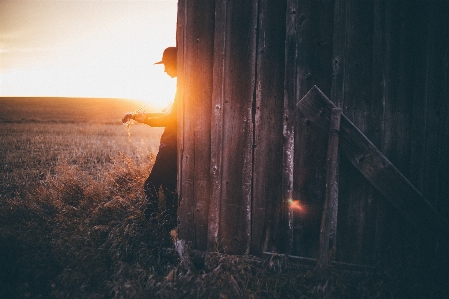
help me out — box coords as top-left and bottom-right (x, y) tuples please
(177, 0), (215, 249)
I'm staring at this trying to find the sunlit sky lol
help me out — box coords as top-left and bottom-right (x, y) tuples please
(0, 0), (178, 110)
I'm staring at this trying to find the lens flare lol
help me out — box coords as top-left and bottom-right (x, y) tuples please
(288, 199), (305, 212)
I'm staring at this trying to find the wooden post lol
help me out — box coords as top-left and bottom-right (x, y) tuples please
(318, 107), (341, 268)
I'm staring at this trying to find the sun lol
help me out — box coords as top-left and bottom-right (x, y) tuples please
(0, 0), (178, 110)
(135, 65), (177, 111)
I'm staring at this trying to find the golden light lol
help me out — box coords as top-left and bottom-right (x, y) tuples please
(0, 1), (178, 111)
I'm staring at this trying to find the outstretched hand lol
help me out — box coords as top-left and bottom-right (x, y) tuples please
(122, 112), (147, 124)
(132, 113), (147, 123)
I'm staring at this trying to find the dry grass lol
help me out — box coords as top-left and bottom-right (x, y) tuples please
(0, 122), (162, 197)
(1, 97), (448, 298)
(0, 97), (163, 198)
(2, 160), (443, 299)
(0, 159), (393, 299)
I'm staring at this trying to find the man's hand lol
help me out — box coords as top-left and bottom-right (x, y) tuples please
(132, 113), (147, 123)
(122, 112), (147, 124)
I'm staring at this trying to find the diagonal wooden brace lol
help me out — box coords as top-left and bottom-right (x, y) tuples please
(297, 85), (449, 245)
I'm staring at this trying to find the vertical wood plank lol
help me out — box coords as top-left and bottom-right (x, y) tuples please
(291, 0), (334, 258)
(372, 0), (404, 261)
(332, 0), (379, 264)
(331, 0), (345, 109)
(282, 0), (299, 255)
(192, 0), (215, 250)
(438, 2), (449, 221)
(318, 108), (341, 268)
(211, 0), (258, 255)
(421, 1), (449, 218)
(250, 0), (287, 255)
(178, 0), (196, 244)
(208, 0), (227, 252)
(177, 0), (215, 250)
(380, 0), (429, 261)
(372, 0), (390, 262)
(176, 0), (194, 242)
(407, 1), (430, 191)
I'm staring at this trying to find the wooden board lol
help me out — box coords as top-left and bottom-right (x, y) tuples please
(285, 0), (335, 259)
(177, 0), (215, 250)
(210, 0), (258, 255)
(250, 0), (287, 256)
(331, 0), (380, 264)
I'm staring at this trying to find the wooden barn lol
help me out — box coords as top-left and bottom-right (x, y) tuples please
(174, 0), (449, 268)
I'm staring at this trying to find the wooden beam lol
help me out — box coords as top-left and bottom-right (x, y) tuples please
(297, 86), (449, 244)
(318, 108), (341, 268)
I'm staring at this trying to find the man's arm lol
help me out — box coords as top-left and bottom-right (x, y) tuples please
(122, 112), (175, 128)
(122, 112), (166, 124)
(142, 112), (176, 127)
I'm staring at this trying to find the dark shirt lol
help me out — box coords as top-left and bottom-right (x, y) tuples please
(143, 100), (177, 188)
(143, 101), (177, 129)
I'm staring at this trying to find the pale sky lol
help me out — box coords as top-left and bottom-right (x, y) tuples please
(0, 0), (178, 110)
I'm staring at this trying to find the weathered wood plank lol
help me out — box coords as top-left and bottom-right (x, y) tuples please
(332, 0), (379, 264)
(370, 0), (408, 264)
(331, 0), (345, 109)
(437, 2), (449, 221)
(292, 106), (328, 258)
(176, 0), (194, 243)
(290, 0), (335, 259)
(421, 2), (449, 215)
(191, 0), (214, 251)
(207, 0), (227, 253)
(281, 0), (299, 255)
(212, 0), (258, 255)
(177, 0), (214, 249)
(318, 108), (341, 268)
(297, 86), (449, 243)
(371, 0), (389, 259)
(194, 179), (210, 250)
(250, 0), (286, 256)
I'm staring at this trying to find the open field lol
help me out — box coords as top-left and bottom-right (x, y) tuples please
(0, 97), (159, 124)
(0, 122), (162, 197)
(0, 97), (163, 197)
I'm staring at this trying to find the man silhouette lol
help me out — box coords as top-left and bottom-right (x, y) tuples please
(128, 47), (178, 228)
